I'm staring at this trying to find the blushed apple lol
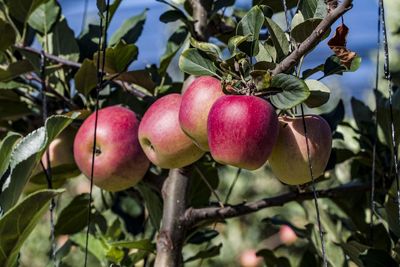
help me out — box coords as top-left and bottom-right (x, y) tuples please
(138, 93), (204, 169)
(268, 115), (332, 185)
(179, 76), (224, 151)
(73, 106), (149, 192)
(207, 95), (279, 170)
(239, 249), (262, 267)
(279, 225), (297, 245)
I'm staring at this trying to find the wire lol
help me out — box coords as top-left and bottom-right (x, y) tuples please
(83, 1), (111, 266)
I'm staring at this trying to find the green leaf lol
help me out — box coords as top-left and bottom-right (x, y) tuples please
(187, 229), (219, 245)
(110, 239), (155, 253)
(213, 0), (235, 13)
(136, 183), (163, 229)
(28, 0), (60, 34)
(9, 0), (49, 23)
(0, 132), (21, 178)
(0, 96), (32, 121)
(291, 18), (323, 43)
(109, 0), (123, 23)
(28, 164), (80, 191)
(255, 39), (277, 62)
(94, 41), (138, 74)
(159, 26), (188, 76)
(116, 70), (155, 92)
(236, 6), (264, 41)
(291, 11), (305, 29)
(360, 249), (398, 267)
(228, 35), (250, 54)
(47, 17), (80, 62)
(74, 59), (98, 96)
(159, 9), (187, 23)
(270, 74), (310, 110)
(190, 163), (219, 208)
(0, 189), (64, 267)
(184, 243), (222, 263)
(302, 64), (324, 79)
(0, 19), (16, 52)
(70, 233), (107, 264)
(96, 0), (107, 12)
(179, 48), (219, 77)
(189, 37), (222, 60)
(256, 249), (291, 267)
(0, 81), (28, 90)
(299, 0), (327, 20)
(0, 60), (34, 82)
(253, 0), (298, 12)
(109, 9), (147, 46)
(265, 17), (290, 61)
(54, 194), (90, 236)
(304, 79), (330, 108)
(0, 114), (79, 213)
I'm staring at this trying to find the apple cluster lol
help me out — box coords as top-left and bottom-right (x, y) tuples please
(71, 76), (332, 192)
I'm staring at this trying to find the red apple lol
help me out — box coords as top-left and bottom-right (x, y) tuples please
(179, 76), (224, 151)
(207, 95), (279, 170)
(279, 225), (297, 245)
(138, 94), (204, 169)
(73, 106), (149, 192)
(268, 115), (332, 185)
(239, 249), (262, 267)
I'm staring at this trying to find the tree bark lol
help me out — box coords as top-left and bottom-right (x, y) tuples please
(154, 168), (190, 267)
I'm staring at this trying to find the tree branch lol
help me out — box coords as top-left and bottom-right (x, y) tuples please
(182, 183), (370, 227)
(154, 168), (191, 267)
(271, 0), (353, 75)
(188, 0), (209, 41)
(13, 45), (153, 101)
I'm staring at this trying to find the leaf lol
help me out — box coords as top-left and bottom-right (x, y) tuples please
(256, 249), (291, 267)
(265, 17), (290, 61)
(136, 183), (162, 229)
(236, 6), (264, 56)
(270, 74), (310, 110)
(179, 48), (219, 77)
(54, 193), (90, 236)
(304, 79), (330, 108)
(323, 54), (361, 76)
(360, 249), (398, 267)
(213, 0), (235, 13)
(0, 97), (32, 121)
(28, 0), (60, 34)
(0, 132), (21, 178)
(291, 18), (323, 43)
(291, 11), (305, 29)
(189, 37), (222, 60)
(116, 70), (155, 92)
(184, 243), (222, 263)
(27, 164), (80, 191)
(328, 24), (358, 69)
(250, 70), (272, 91)
(0, 60), (34, 82)
(159, 27), (188, 76)
(70, 233), (107, 264)
(96, 0), (107, 12)
(189, 163), (219, 208)
(159, 9), (187, 23)
(299, 0), (327, 20)
(47, 17), (80, 62)
(0, 19), (16, 52)
(74, 59), (98, 96)
(253, 0), (298, 12)
(94, 41), (138, 74)
(110, 239), (155, 253)
(109, 9), (147, 46)
(228, 35), (250, 54)
(0, 113), (79, 213)
(255, 39), (277, 62)
(0, 81), (27, 90)
(302, 64), (324, 79)
(187, 229), (219, 245)
(8, 0), (49, 22)
(0, 189), (64, 267)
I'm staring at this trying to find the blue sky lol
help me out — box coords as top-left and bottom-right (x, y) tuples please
(59, 0), (382, 106)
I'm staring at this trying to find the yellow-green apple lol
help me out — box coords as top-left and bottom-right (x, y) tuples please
(239, 249), (262, 267)
(279, 225), (297, 245)
(268, 115), (332, 185)
(207, 95), (279, 170)
(138, 93), (204, 168)
(179, 76), (224, 151)
(73, 106), (149, 192)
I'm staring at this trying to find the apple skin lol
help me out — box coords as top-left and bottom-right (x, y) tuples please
(73, 106), (150, 192)
(207, 95), (279, 170)
(279, 225), (297, 245)
(239, 249), (262, 267)
(179, 76), (224, 151)
(138, 93), (204, 169)
(268, 115), (332, 185)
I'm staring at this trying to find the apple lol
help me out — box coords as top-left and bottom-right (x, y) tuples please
(179, 76), (224, 151)
(73, 106), (149, 192)
(138, 93), (204, 169)
(279, 225), (297, 245)
(239, 249), (262, 267)
(181, 75), (197, 94)
(268, 115), (332, 185)
(207, 95), (279, 170)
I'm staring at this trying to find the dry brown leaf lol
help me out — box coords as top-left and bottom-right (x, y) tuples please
(328, 23), (357, 68)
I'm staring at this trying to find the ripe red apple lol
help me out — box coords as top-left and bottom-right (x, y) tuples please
(279, 225), (297, 245)
(138, 93), (204, 168)
(179, 76), (224, 151)
(207, 95), (279, 170)
(268, 115), (332, 185)
(73, 106), (149, 192)
(239, 249), (262, 267)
